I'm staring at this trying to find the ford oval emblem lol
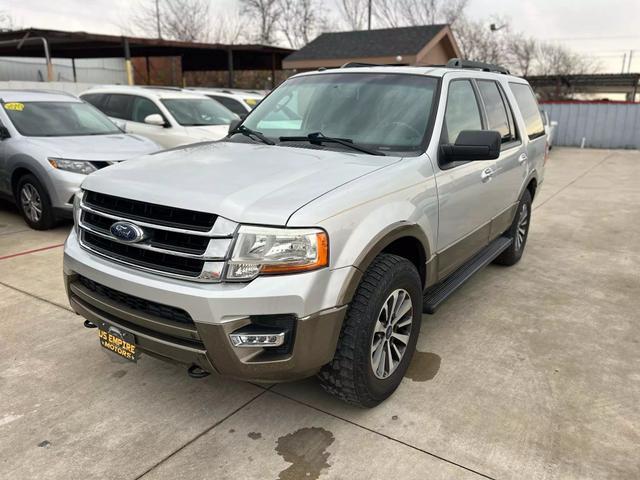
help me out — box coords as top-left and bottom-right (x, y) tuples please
(110, 221), (146, 243)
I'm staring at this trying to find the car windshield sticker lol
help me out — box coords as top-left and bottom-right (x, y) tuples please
(4, 102), (25, 112)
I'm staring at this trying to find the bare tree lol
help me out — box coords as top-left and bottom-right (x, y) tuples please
(128, 0), (211, 41)
(240, 0), (281, 44)
(0, 11), (17, 31)
(534, 42), (598, 76)
(453, 17), (507, 64)
(506, 34), (537, 76)
(374, 0), (468, 28)
(339, 0), (369, 30)
(211, 10), (246, 44)
(276, 0), (324, 48)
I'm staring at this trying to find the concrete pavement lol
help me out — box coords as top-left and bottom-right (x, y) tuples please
(1, 148), (638, 479)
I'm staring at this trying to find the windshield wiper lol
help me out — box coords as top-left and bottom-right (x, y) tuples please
(229, 124), (275, 145)
(279, 132), (385, 156)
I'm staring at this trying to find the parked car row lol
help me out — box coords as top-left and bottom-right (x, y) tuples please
(80, 86), (264, 148)
(0, 86), (265, 228)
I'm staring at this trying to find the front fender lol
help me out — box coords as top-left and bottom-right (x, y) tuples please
(287, 155), (439, 304)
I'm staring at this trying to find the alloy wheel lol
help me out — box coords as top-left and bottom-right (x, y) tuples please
(370, 288), (414, 379)
(20, 183), (42, 223)
(515, 203), (529, 251)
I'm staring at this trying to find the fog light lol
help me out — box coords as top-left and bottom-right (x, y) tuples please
(229, 331), (285, 347)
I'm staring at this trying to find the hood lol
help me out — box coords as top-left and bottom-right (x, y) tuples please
(81, 141), (400, 225)
(184, 125), (230, 140)
(25, 134), (160, 161)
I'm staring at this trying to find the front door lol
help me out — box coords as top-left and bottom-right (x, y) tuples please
(128, 96), (170, 147)
(433, 79), (498, 278)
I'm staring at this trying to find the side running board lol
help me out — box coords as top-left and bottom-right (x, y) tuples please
(423, 236), (513, 314)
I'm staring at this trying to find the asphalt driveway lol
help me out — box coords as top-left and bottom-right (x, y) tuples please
(1, 147), (638, 480)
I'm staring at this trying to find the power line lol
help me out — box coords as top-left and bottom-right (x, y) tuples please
(546, 34), (640, 41)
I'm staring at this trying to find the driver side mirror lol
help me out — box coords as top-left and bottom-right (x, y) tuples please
(144, 114), (167, 127)
(228, 119), (241, 133)
(440, 130), (500, 162)
(0, 126), (10, 140)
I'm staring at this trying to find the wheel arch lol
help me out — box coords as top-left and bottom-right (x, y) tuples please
(337, 222), (433, 306)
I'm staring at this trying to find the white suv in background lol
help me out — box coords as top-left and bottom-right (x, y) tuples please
(187, 88), (264, 119)
(81, 87), (239, 148)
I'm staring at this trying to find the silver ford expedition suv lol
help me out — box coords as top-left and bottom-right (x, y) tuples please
(64, 60), (546, 407)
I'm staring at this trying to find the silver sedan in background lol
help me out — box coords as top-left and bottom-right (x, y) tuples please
(0, 90), (160, 229)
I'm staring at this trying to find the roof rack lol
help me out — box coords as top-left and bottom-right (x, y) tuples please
(341, 62), (386, 68)
(446, 58), (510, 75)
(0, 88), (78, 98)
(141, 86), (182, 91)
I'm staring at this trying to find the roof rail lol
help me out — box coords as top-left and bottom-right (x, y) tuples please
(1, 88), (78, 98)
(341, 62), (386, 68)
(446, 58), (510, 75)
(141, 86), (182, 91)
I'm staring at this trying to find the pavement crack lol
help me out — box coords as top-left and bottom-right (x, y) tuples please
(0, 281), (73, 313)
(533, 151), (615, 212)
(134, 388), (269, 479)
(269, 389), (497, 480)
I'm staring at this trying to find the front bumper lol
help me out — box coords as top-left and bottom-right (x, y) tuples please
(64, 230), (352, 382)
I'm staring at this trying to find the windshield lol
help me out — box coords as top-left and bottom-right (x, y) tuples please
(4, 101), (120, 137)
(241, 73), (438, 153)
(161, 98), (239, 126)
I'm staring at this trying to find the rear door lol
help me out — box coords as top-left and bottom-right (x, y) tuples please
(434, 78), (497, 278)
(509, 82), (547, 183)
(475, 79), (527, 238)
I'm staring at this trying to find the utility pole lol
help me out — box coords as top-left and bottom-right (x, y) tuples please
(622, 52), (627, 73)
(628, 50), (634, 73)
(155, 0), (162, 39)
(368, 0), (372, 30)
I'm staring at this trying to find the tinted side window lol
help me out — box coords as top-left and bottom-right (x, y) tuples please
(102, 94), (132, 120)
(477, 80), (511, 143)
(211, 96), (246, 116)
(442, 80), (482, 144)
(509, 83), (545, 139)
(131, 96), (162, 123)
(81, 93), (105, 108)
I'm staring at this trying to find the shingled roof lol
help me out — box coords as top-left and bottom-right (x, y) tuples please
(285, 25), (449, 62)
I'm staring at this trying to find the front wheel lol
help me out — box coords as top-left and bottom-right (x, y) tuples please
(15, 174), (56, 230)
(318, 254), (422, 408)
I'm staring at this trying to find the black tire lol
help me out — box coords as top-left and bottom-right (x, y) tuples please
(318, 254), (422, 408)
(15, 174), (57, 230)
(494, 189), (532, 266)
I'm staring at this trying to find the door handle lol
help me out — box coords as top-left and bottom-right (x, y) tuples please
(481, 167), (495, 182)
(518, 153), (528, 163)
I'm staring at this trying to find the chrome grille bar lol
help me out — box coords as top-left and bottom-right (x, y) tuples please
(78, 191), (236, 282)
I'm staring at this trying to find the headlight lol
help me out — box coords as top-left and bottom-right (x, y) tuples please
(227, 226), (328, 280)
(49, 158), (97, 175)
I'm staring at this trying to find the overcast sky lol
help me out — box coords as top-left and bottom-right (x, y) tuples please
(5, 0), (640, 73)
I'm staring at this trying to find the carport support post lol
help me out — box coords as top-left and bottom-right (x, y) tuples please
(71, 58), (77, 83)
(123, 38), (134, 85)
(271, 52), (276, 89)
(146, 56), (151, 85)
(227, 48), (234, 88)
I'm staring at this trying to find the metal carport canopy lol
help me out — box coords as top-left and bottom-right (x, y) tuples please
(0, 28), (293, 85)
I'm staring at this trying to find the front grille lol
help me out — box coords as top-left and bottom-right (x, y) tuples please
(78, 191), (235, 282)
(82, 211), (209, 255)
(84, 191), (216, 231)
(83, 231), (204, 277)
(78, 275), (194, 326)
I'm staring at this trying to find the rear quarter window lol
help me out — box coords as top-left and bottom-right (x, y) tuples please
(509, 83), (545, 140)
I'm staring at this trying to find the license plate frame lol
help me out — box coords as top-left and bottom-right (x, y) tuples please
(96, 320), (139, 362)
